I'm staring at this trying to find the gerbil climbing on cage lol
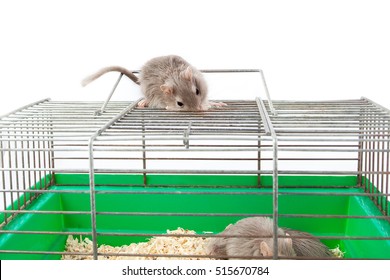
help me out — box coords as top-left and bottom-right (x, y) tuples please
(0, 69), (389, 260)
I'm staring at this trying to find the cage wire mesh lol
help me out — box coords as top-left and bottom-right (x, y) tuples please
(0, 70), (389, 260)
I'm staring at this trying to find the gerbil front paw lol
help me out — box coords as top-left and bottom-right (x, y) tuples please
(209, 101), (227, 107)
(137, 99), (149, 108)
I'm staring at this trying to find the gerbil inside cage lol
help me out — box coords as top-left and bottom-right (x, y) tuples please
(0, 70), (389, 260)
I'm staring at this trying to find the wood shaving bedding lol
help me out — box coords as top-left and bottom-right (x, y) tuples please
(330, 245), (345, 258)
(62, 228), (212, 260)
(62, 227), (344, 260)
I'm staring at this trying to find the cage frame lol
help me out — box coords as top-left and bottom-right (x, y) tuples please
(0, 69), (389, 260)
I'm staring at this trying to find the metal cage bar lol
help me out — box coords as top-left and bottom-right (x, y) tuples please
(88, 99), (141, 259)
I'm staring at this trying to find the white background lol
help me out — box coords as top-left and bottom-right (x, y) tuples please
(1, 0), (390, 278)
(1, 0), (390, 116)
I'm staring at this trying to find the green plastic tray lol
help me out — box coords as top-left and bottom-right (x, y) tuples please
(0, 174), (389, 259)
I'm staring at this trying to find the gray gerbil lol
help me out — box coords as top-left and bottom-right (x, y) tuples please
(207, 217), (333, 259)
(82, 55), (225, 111)
(206, 217), (296, 259)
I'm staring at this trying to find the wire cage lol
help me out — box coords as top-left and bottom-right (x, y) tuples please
(0, 70), (389, 260)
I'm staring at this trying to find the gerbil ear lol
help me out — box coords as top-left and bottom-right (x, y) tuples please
(160, 84), (173, 95)
(181, 66), (193, 81)
(260, 241), (273, 257)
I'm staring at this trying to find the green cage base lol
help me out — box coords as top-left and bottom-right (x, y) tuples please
(0, 174), (389, 260)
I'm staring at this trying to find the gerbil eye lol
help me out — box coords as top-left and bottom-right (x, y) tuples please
(196, 88), (200, 95)
(177, 101), (184, 107)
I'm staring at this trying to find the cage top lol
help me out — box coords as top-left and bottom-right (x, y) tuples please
(1, 97), (389, 143)
(0, 99), (270, 143)
(266, 98), (390, 137)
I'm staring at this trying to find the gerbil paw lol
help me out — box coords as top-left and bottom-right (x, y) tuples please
(209, 101), (227, 107)
(137, 99), (149, 108)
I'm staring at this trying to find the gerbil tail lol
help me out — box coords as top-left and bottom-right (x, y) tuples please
(81, 66), (140, 86)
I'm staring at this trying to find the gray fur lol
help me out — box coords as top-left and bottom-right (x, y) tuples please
(207, 217), (296, 259)
(139, 55), (208, 110)
(283, 229), (333, 258)
(82, 55), (209, 111)
(207, 217), (333, 259)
